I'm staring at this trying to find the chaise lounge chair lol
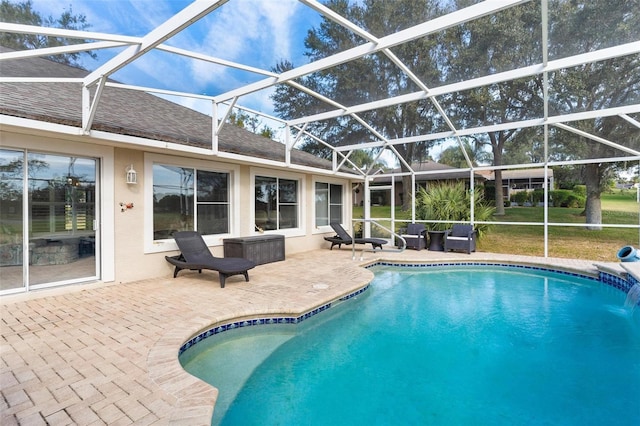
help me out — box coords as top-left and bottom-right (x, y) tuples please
(324, 222), (388, 250)
(165, 231), (256, 288)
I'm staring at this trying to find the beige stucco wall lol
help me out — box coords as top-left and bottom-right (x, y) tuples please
(113, 148), (154, 283)
(111, 148), (354, 283)
(2, 127), (354, 288)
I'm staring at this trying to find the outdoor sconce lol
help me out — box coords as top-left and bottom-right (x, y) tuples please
(126, 164), (137, 184)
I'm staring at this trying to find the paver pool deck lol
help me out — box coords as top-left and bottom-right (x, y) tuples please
(1, 248), (636, 425)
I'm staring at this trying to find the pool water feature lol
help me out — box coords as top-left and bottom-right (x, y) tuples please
(180, 265), (640, 425)
(625, 283), (640, 312)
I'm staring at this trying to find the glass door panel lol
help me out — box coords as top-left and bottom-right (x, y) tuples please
(28, 153), (98, 287)
(0, 149), (25, 292)
(369, 187), (392, 238)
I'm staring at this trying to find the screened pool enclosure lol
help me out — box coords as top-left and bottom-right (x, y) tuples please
(1, 0), (639, 259)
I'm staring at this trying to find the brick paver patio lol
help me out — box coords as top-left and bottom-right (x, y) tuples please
(1, 248), (632, 425)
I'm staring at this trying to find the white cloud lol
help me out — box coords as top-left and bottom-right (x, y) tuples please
(170, 0), (304, 114)
(252, 0), (298, 61)
(191, 1), (300, 76)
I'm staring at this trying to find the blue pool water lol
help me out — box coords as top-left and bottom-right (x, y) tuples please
(180, 266), (640, 425)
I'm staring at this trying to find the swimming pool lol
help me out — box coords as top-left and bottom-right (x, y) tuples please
(180, 264), (640, 425)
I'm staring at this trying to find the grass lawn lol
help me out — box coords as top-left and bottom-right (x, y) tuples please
(354, 190), (639, 262)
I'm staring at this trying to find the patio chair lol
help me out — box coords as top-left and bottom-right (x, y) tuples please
(165, 231), (256, 288)
(398, 223), (426, 250)
(324, 222), (388, 250)
(443, 224), (476, 254)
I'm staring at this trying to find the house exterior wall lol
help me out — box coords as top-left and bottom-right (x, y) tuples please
(1, 128), (354, 289)
(503, 175), (555, 202)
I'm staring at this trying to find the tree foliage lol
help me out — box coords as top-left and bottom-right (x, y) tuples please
(438, 139), (491, 168)
(544, 0), (640, 229)
(0, 0), (96, 67)
(415, 181), (495, 236)
(443, 1), (545, 215)
(226, 111), (275, 139)
(270, 0), (638, 223)
(271, 0), (448, 210)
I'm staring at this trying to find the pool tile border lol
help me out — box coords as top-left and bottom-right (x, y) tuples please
(179, 284), (370, 355)
(371, 260), (599, 280)
(599, 269), (638, 293)
(180, 261), (639, 356)
(373, 260), (639, 304)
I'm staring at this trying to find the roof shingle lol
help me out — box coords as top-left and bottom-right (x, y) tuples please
(0, 46), (356, 173)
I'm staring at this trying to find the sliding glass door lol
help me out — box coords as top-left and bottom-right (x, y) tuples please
(0, 149), (99, 293)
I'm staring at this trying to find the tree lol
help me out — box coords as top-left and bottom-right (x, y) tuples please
(438, 139), (491, 168)
(0, 0), (96, 67)
(546, 1), (640, 229)
(348, 149), (388, 172)
(271, 0), (448, 210)
(227, 111), (276, 139)
(444, 1), (544, 215)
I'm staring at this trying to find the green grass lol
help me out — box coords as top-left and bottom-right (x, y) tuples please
(353, 189), (639, 261)
(601, 188), (639, 211)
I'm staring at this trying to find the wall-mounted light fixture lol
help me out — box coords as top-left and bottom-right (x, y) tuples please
(126, 164), (137, 184)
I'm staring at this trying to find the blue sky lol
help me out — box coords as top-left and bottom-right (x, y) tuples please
(29, 0), (323, 121)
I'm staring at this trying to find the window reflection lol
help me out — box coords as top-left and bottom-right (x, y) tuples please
(255, 176), (298, 231)
(153, 165), (229, 239)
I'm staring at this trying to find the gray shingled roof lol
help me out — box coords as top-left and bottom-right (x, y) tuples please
(0, 46), (357, 174)
(373, 161), (485, 183)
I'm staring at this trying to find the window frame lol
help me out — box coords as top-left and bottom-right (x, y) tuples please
(314, 181), (344, 229)
(251, 167), (305, 237)
(145, 154), (240, 253)
(312, 176), (348, 234)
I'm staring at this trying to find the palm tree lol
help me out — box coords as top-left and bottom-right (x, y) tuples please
(415, 181), (494, 237)
(437, 139), (491, 169)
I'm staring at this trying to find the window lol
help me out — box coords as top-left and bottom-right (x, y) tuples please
(153, 164), (229, 239)
(255, 176), (298, 231)
(315, 182), (343, 226)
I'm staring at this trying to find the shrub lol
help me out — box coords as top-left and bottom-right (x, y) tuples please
(565, 194), (586, 208)
(511, 191), (530, 205)
(550, 190), (585, 208)
(572, 185), (587, 197)
(550, 190), (569, 207)
(531, 189), (545, 204)
(415, 181), (495, 238)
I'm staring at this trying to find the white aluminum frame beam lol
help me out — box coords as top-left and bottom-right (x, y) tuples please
(1, 0), (637, 183)
(334, 104), (640, 152)
(0, 22), (140, 44)
(82, 0), (230, 88)
(0, 41), (130, 61)
(215, 0), (529, 103)
(299, 0), (468, 176)
(288, 41), (640, 127)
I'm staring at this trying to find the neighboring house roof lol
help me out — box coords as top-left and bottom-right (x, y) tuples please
(477, 168), (555, 181)
(0, 46), (357, 174)
(372, 161), (485, 184)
